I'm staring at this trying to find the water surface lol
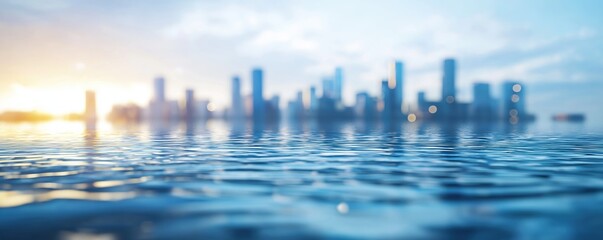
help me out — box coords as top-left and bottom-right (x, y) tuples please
(1, 120), (602, 239)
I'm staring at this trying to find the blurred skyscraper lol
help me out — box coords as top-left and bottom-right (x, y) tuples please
(418, 91), (427, 113)
(292, 90), (305, 119)
(472, 83), (495, 121)
(416, 91), (441, 120)
(231, 76), (243, 119)
(195, 99), (210, 120)
(334, 67), (343, 102)
(185, 89), (195, 120)
(502, 81), (526, 124)
(355, 92), (377, 120)
(149, 76), (165, 120)
(85, 90), (97, 122)
(322, 77), (334, 98)
(381, 79), (389, 118)
(107, 103), (142, 123)
(442, 59), (456, 103)
(154, 77), (165, 103)
(269, 95), (280, 119)
(148, 76), (179, 121)
(252, 68), (264, 121)
(309, 86), (318, 114)
(389, 61), (404, 115)
(441, 59), (457, 118)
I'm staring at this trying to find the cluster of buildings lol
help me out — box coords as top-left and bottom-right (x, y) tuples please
(412, 59), (535, 123)
(98, 57), (534, 124)
(105, 77), (213, 123)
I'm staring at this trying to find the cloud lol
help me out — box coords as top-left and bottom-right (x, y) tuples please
(2, 1), (601, 117)
(461, 26), (601, 85)
(164, 5), (268, 38)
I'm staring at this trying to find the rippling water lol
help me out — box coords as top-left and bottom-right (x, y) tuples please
(1, 120), (603, 239)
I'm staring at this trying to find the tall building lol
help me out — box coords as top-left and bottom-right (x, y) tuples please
(166, 100), (181, 120)
(381, 79), (393, 118)
(417, 91), (441, 120)
(154, 76), (165, 103)
(417, 91), (427, 116)
(502, 81), (526, 124)
(472, 83), (494, 121)
(355, 92), (377, 119)
(389, 61), (404, 115)
(322, 77), (334, 98)
(441, 58), (457, 119)
(252, 68), (264, 121)
(309, 86), (318, 113)
(195, 99), (210, 120)
(185, 89), (195, 120)
(268, 95), (280, 120)
(287, 100), (297, 119)
(231, 76), (243, 119)
(85, 90), (96, 122)
(149, 76), (167, 120)
(107, 103), (142, 123)
(381, 79), (401, 119)
(334, 67), (343, 102)
(442, 59), (456, 103)
(294, 90), (305, 118)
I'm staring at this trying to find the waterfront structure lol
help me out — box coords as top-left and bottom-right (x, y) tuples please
(195, 99), (210, 120)
(472, 83), (496, 121)
(147, 76), (181, 121)
(154, 77), (165, 103)
(107, 103), (143, 123)
(149, 76), (166, 120)
(441, 59), (456, 118)
(252, 68), (264, 121)
(417, 91), (441, 120)
(322, 77), (334, 98)
(185, 89), (195, 120)
(389, 61), (404, 116)
(85, 90), (97, 122)
(355, 92), (378, 119)
(105, 58), (536, 123)
(381, 79), (390, 118)
(334, 67), (343, 102)
(267, 95), (280, 120)
(231, 76), (244, 119)
(309, 86), (318, 114)
(502, 81), (526, 124)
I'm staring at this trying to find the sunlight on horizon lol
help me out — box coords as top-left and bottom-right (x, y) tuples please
(1, 79), (151, 117)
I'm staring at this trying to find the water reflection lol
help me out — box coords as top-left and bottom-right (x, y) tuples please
(1, 119), (602, 239)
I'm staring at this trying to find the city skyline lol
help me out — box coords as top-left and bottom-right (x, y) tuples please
(1, 2), (602, 239)
(0, 1), (602, 122)
(101, 57), (535, 124)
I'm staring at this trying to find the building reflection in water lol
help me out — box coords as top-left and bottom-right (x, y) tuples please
(84, 120), (98, 168)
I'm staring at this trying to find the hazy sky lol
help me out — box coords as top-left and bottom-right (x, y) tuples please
(1, 0), (602, 121)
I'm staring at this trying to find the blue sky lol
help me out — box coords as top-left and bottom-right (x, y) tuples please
(0, 0), (602, 122)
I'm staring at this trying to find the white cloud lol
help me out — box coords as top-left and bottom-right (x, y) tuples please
(164, 5), (268, 38)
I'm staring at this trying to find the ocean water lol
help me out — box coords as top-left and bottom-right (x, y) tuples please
(1, 120), (603, 240)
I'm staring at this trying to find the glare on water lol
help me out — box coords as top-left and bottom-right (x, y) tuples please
(1, 120), (603, 239)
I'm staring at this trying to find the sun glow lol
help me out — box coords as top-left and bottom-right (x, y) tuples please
(6, 83), (83, 115)
(1, 81), (150, 117)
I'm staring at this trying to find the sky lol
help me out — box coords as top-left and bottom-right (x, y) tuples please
(0, 0), (602, 122)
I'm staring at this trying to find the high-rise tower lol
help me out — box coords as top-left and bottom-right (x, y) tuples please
(441, 58), (457, 118)
(252, 68), (264, 121)
(389, 61), (404, 115)
(231, 76), (243, 119)
(85, 90), (97, 122)
(502, 81), (526, 124)
(334, 67), (343, 102)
